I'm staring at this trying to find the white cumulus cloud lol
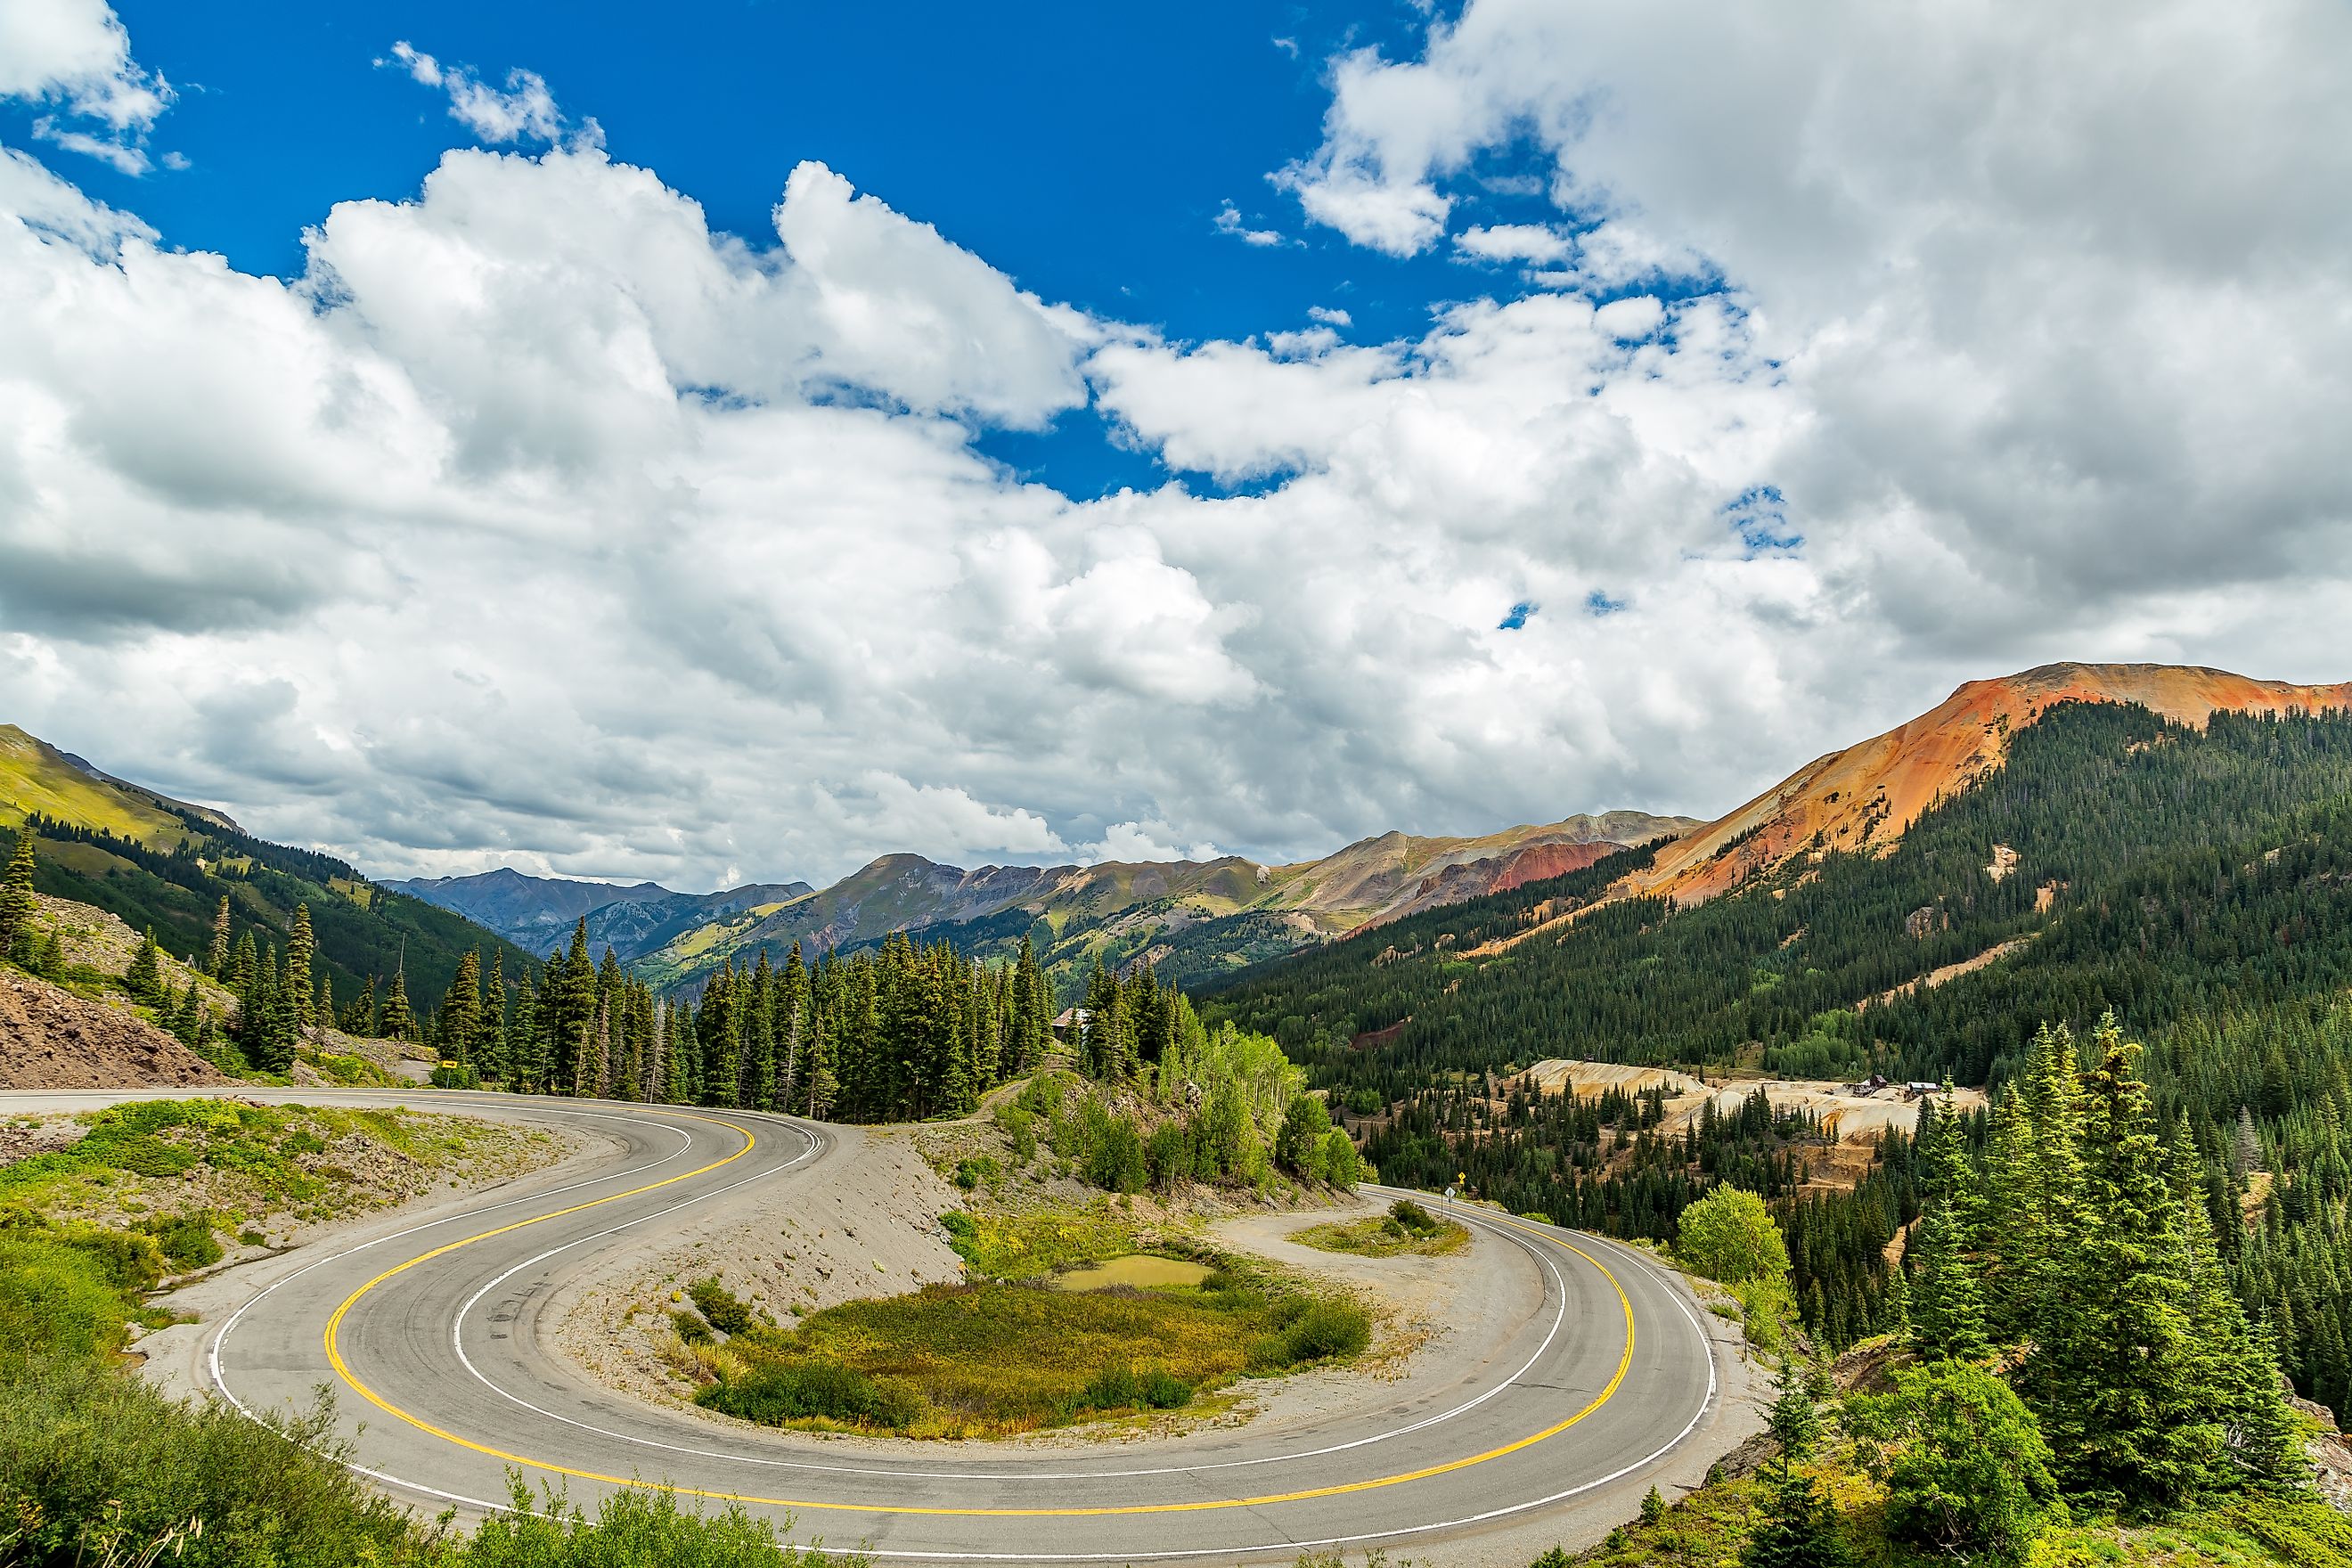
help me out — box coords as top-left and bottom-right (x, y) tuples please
(0, 3), (2344, 895)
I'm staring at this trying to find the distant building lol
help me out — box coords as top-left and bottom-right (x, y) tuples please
(1050, 1007), (1091, 1039)
(1842, 1074), (1890, 1097)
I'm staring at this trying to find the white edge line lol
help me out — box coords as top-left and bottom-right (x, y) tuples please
(181, 1094), (1727, 1561)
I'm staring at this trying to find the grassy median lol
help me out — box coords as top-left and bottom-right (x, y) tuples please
(688, 1249), (1370, 1439)
(1290, 1198), (1468, 1259)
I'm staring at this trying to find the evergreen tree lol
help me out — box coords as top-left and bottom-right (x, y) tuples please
(439, 951), (482, 1066)
(285, 903), (316, 1031)
(1744, 1357), (1847, 1567)
(204, 894), (231, 976)
(510, 971), (543, 1090)
(380, 962), (415, 1042)
(484, 951), (508, 1077)
(1907, 1088), (1991, 1360)
(2021, 1017), (2226, 1508)
(0, 832), (39, 963)
(226, 930), (258, 996)
(124, 927), (164, 1001)
(0, 827), (36, 963)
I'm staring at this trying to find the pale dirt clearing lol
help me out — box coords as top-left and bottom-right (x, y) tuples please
(551, 1122), (973, 1412)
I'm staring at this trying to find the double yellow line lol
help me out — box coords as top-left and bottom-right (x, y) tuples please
(321, 1116), (1636, 1516)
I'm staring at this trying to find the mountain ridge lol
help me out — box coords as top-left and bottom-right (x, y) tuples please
(379, 867), (813, 961)
(631, 810), (1696, 995)
(1476, 661), (2352, 955)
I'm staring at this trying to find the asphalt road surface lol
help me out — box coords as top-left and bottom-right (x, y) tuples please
(11, 1089), (1740, 1563)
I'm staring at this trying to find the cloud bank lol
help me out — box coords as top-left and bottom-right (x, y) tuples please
(1, 3), (2346, 891)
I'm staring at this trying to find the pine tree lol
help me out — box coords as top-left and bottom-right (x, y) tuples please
(204, 894), (230, 976)
(510, 971), (542, 1090)
(439, 951), (482, 1066)
(0, 832), (39, 963)
(380, 962), (414, 1042)
(2230, 1106), (2263, 1180)
(1744, 1357), (1848, 1567)
(775, 942), (808, 1108)
(1907, 1088), (1991, 1360)
(2021, 1016), (2225, 1508)
(226, 930), (258, 996)
(285, 904), (316, 1031)
(124, 927), (164, 1000)
(484, 951), (508, 1076)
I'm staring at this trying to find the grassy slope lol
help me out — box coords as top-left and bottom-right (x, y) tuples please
(0, 726), (536, 1016)
(0, 725), (190, 844)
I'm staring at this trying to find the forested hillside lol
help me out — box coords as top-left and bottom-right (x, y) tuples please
(0, 733), (534, 1025)
(1205, 699), (2352, 1417)
(1211, 702), (2352, 1089)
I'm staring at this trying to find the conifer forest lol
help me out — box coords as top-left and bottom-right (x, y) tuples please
(1207, 702), (2352, 1419)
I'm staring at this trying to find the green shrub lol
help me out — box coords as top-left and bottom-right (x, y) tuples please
(952, 1156), (1000, 1191)
(688, 1278), (756, 1336)
(1673, 1186), (1791, 1286)
(1275, 1299), (1370, 1364)
(2212, 1495), (2352, 1568)
(1076, 1363), (1143, 1411)
(1388, 1198), (1441, 1236)
(146, 1211), (224, 1270)
(460, 1474), (850, 1567)
(0, 1236), (131, 1367)
(939, 1210), (979, 1264)
(1144, 1122), (1191, 1188)
(1274, 1094), (1335, 1177)
(1139, 1367), (1195, 1409)
(0, 1359), (428, 1566)
(1067, 1363), (1196, 1417)
(671, 1310), (713, 1345)
(1846, 1360), (2059, 1563)
(1081, 1107), (1147, 1193)
(103, 1133), (197, 1179)
(695, 1359), (922, 1430)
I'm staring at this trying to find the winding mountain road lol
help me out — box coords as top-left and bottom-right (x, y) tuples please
(9, 1089), (1752, 1563)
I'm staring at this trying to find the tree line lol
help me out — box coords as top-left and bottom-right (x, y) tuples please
(421, 919), (1223, 1126)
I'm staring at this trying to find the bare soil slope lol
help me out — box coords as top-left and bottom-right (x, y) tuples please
(0, 969), (230, 1090)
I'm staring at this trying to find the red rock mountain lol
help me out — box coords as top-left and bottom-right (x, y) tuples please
(1623, 662), (2352, 909)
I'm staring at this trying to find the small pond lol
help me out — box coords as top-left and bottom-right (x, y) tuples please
(1049, 1254), (1213, 1292)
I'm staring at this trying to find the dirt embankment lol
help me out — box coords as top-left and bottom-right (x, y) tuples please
(0, 969), (230, 1090)
(554, 1123), (974, 1409)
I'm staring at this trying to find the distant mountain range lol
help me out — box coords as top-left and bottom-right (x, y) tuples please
(380, 869), (813, 961)
(387, 812), (1695, 999)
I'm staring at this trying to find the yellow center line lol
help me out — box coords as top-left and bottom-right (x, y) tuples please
(320, 1122), (1636, 1517)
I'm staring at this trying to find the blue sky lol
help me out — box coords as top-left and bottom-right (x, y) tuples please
(2, 0), (2343, 888)
(12, 1), (1559, 498)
